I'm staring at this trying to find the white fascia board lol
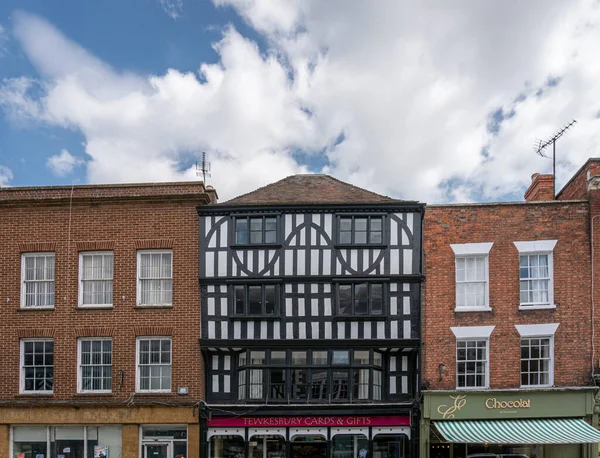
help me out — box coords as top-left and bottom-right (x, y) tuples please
(515, 323), (559, 337)
(513, 240), (557, 253)
(450, 242), (494, 256)
(451, 325), (495, 339)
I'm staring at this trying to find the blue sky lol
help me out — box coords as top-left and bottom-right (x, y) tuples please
(0, 1), (597, 202)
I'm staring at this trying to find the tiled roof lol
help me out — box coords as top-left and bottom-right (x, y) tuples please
(223, 174), (405, 206)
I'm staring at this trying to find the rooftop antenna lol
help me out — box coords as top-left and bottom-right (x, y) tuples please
(534, 119), (577, 199)
(196, 152), (211, 184)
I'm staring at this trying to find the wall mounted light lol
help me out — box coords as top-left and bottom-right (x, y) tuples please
(438, 364), (447, 381)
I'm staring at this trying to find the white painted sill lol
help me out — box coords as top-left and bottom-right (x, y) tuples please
(456, 386), (490, 391)
(518, 304), (556, 311)
(454, 307), (493, 313)
(19, 306), (55, 311)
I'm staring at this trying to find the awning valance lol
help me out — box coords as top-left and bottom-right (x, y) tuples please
(434, 418), (600, 444)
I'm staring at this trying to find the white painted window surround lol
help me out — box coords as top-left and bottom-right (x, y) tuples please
(451, 325), (495, 339)
(515, 323), (559, 337)
(514, 240), (557, 310)
(451, 243), (493, 312)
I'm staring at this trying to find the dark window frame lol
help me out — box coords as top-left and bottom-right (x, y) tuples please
(336, 214), (386, 246)
(235, 349), (385, 403)
(336, 282), (386, 316)
(233, 215), (280, 246)
(231, 284), (280, 317)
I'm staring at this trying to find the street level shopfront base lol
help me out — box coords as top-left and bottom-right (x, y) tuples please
(204, 415), (412, 458)
(421, 388), (600, 458)
(1, 404), (198, 458)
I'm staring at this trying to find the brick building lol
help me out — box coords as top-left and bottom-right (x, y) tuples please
(420, 165), (600, 458)
(0, 181), (216, 458)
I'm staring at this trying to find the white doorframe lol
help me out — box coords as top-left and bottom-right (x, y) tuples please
(143, 441), (171, 458)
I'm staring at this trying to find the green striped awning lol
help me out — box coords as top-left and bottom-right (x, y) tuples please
(434, 418), (600, 444)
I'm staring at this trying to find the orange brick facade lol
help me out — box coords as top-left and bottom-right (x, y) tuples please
(0, 182), (216, 458)
(422, 201), (592, 391)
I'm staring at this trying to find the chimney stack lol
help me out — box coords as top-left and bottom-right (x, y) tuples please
(524, 173), (554, 202)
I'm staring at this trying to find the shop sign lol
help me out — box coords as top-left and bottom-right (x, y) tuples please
(207, 415), (410, 427)
(426, 390), (593, 420)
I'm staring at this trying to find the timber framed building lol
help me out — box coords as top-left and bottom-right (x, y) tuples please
(198, 175), (425, 458)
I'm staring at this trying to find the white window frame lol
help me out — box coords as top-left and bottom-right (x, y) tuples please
(77, 337), (113, 394)
(514, 240), (557, 310)
(136, 250), (173, 306)
(78, 251), (114, 308)
(20, 338), (54, 394)
(516, 323), (558, 388)
(451, 326), (495, 390)
(450, 242), (493, 312)
(136, 336), (172, 393)
(20, 252), (55, 309)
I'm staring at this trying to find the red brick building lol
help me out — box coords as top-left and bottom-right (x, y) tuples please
(420, 163), (600, 458)
(0, 182), (216, 458)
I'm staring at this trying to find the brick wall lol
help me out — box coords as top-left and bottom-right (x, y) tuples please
(0, 185), (209, 404)
(423, 201), (592, 390)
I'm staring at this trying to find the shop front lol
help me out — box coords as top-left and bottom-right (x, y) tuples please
(204, 415), (412, 458)
(420, 388), (600, 458)
(2, 404), (198, 458)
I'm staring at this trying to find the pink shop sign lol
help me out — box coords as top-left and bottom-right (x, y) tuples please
(207, 415), (410, 428)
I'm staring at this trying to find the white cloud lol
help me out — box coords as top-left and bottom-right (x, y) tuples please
(46, 149), (84, 177)
(0, 23), (9, 57)
(4, 4), (600, 202)
(159, 0), (184, 20)
(0, 165), (13, 187)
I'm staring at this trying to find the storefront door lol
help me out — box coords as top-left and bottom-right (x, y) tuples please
(291, 442), (327, 458)
(144, 442), (170, 458)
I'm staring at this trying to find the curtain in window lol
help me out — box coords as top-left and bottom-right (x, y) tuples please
(24, 254), (55, 307)
(82, 254), (113, 305)
(249, 369), (263, 399)
(139, 253), (172, 305)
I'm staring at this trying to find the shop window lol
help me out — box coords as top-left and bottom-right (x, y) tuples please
(331, 434), (368, 458)
(373, 434), (407, 458)
(12, 425), (122, 458)
(249, 435), (286, 458)
(210, 435), (245, 458)
(141, 426), (187, 458)
(337, 283), (384, 316)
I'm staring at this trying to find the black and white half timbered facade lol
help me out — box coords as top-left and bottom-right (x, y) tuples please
(198, 175), (424, 458)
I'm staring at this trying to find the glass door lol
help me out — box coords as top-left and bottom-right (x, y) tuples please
(144, 442), (170, 458)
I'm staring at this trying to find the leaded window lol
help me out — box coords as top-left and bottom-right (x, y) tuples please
(233, 284), (278, 316)
(338, 283), (384, 316)
(338, 215), (384, 245)
(235, 216), (278, 245)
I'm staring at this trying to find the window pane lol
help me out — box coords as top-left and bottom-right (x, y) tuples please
(271, 351), (286, 364)
(292, 351), (307, 365)
(234, 286), (245, 314)
(291, 369), (307, 400)
(236, 219), (248, 244)
(340, 218), (352, 231)
(331, 371), (349, 400)
(312, 351), (328, 365)
(270, 369), (286, 399)
(371, 283), (383, 314)
(354, 351), (370, 365)
(264, 285), (276, 315)
(339, 285), (352, 315)
(332, 350), (349, 365)
(311, 370), (329, 400)
(355, 284), (368, 314)
(248, 286), (262, 314)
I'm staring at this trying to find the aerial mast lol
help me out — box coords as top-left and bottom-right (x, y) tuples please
(534, 120), (577, 198)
